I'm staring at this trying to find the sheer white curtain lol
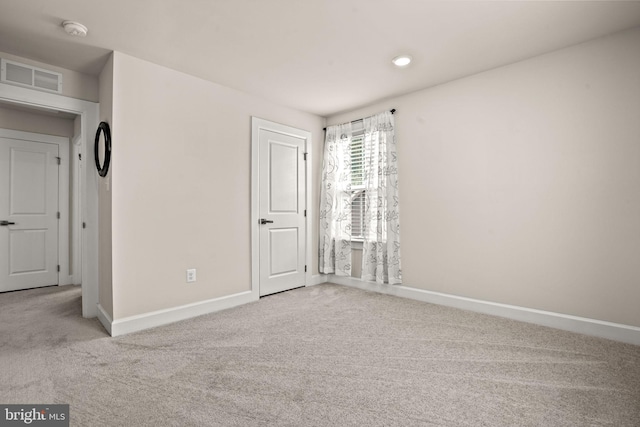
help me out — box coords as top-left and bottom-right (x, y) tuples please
(361, 111), (402, 284)
(319, 123), (353, 276)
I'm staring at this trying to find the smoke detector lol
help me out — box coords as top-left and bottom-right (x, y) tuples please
(62, 21), (88, 37)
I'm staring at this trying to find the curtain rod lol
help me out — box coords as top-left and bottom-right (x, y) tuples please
(323, 109), (396, 131)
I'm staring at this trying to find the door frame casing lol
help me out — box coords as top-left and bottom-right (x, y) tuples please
(0, 82), (99, 317)
(0, 128), (73, 286)
(251, 117), (312, 299)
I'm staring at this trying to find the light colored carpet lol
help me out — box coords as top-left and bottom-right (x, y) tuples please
(1, 283), (639, 426)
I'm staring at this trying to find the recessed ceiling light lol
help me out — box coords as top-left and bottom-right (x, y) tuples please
(62, 21), (88, 37)
(392, 55), (412, 68)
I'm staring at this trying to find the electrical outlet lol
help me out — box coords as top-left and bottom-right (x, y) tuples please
(186, 268), (196, 283)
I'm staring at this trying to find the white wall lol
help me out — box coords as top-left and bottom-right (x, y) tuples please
(109, 52), (324, 319)
(328, 27), (640, 327)
(98, 54), (114, 318)
(0, 105), (74, 138)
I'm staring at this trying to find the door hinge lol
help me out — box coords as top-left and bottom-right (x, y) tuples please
(305, 265), (307, 272)
(57, 212), (60, 219)
(56, 157), (61, 165)
(57, 265), (60, 272)
(82, 222), (86, 229)
(304, 209), (307, 217)
(303, 153), (307, 161)
(79, 153), (82, 161)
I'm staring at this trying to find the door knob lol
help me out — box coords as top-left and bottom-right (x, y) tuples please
(260, 219), (274, 225)
(1, 220), (16, 226)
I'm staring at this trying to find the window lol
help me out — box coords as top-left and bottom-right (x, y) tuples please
(350, 132), (366, 241)
(319, 110), (401, 282)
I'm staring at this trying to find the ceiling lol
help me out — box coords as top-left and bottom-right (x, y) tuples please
(1, 1), (640, 117)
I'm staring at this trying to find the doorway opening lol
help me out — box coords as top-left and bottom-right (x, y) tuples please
(0, 83), (99, 317)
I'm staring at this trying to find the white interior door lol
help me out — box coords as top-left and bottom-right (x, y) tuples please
(0, 136), (59, 292)
(258, 128), (306, 296)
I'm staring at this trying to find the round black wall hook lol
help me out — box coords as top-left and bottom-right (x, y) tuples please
(95, 121), (111, 177)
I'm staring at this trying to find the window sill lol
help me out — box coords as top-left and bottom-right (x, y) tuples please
(351, 240), (363, 250)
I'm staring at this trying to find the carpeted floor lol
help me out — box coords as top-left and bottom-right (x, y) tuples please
(1, 283), (639, 426)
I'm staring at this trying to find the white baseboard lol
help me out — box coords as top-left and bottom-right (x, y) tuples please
(106, 290), (257, 337)
(328, 275), (640, 346)
(97, 304), (113, 335)
(309, 274), (329, 286)
(101, 275), (329, 337)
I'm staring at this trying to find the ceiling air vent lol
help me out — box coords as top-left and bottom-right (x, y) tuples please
(1, 59), (62, 94)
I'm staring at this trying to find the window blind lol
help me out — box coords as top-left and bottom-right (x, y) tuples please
(351, 134), (366, 239)
(351, 135), (365, 186)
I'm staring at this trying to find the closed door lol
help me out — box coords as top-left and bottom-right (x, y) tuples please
(0, 137), (59, 292)
(258, 129), (306, 296)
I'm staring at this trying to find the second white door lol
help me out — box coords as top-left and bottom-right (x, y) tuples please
(258, 128), (306, 296)
(0, 135), (59, 292)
